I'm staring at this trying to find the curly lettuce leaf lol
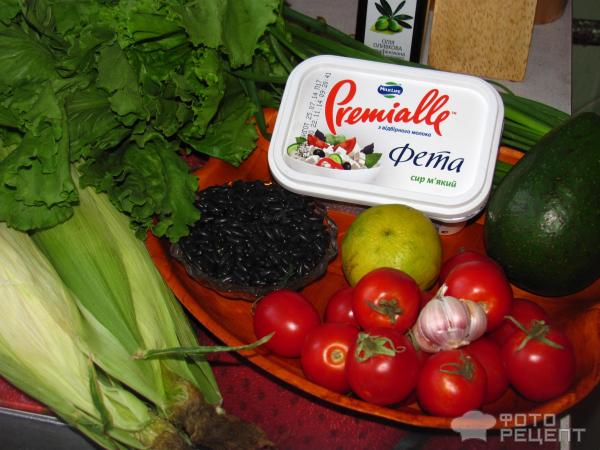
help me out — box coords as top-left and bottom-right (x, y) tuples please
(171, 48), (225, 139)
(80, 0), (179, 46)
(0, 88), (77, 230)
(65, 86), (131, 160)
(0, 23), (59, 85)
(79, 135), (199, 241)
(181, 81), (258, 167)
(96, 43), (146, 126)
(0, 0), (277, 241)
(0, 0), (20, 24)
(170, 0), (279, 68)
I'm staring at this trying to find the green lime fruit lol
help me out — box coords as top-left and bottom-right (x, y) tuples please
(342, 204), (442, 289)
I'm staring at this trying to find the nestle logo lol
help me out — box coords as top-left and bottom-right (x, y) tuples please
(377, 83), (403, 98)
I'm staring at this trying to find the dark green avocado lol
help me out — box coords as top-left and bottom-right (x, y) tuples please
(484, 112), (600, 296)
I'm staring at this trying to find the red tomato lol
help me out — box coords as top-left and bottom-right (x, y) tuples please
(420, 289), (435, 307)
(352, 268), (421, 333)
(253, 290), (320, 358)
(337, 137), (356, 153)
(439, 249), (493, 282)
(444, 260), (513, 331)
(502, 319), (575, 402)
(464, 337), (509, 404)
(488, 298), (552, 346)
(307, 134), (328, 148)
(324, 286), (359, 327)
(417, 350), (486, 417)
(346, 328), (420, 405)
(316, 157), (343, 169)
(300, 323), (359, 393)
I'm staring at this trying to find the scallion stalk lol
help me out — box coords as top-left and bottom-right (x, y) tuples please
(269, 26), (311, 61)
(282, 6), (386, 58)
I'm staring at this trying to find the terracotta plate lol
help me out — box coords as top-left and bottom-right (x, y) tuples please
(147, 110), (600, 429)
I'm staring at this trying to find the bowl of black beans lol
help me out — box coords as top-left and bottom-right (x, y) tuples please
(171, 180), (338, 300)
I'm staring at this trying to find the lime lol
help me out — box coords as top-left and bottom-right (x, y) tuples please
(342, 204), (442, 289)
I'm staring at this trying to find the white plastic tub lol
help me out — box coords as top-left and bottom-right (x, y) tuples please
(268, 55), (504, 228)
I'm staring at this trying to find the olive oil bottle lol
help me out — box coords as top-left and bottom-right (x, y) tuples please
(355, 0), (429, 62)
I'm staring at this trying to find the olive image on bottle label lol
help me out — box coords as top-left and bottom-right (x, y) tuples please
(372, 0), (414, 34)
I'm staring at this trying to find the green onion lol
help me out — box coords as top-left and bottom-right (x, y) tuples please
(268, 33), (295, 74)
(282, 6), (385, 58)
(269, 26), (311, 61)
(241, 79), (272, 140)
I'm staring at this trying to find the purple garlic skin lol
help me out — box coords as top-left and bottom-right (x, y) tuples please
(412, 284), (487, 353)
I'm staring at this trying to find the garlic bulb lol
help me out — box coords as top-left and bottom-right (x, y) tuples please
(412, 285), (487, 353)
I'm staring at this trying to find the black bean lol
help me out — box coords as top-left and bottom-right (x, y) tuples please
(297, 233), (311, 243)
(175, 180), (336, 290)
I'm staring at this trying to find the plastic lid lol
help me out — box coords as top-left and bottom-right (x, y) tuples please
(268, 55), (504, 223)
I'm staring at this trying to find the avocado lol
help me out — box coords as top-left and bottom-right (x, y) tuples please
(484, 112), (600, 296)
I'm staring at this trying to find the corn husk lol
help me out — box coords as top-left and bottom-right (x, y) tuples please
(0, 223), (191, 450)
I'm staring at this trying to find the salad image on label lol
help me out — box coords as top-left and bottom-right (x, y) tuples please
(287, 130), (382, 171)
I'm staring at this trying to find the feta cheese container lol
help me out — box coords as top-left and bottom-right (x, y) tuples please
(268, 55), (504, 227)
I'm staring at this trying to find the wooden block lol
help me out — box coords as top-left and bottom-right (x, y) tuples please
(427, 0), (537, 81)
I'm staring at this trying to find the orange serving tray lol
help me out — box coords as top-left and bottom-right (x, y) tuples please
(146, 109), (600, 429)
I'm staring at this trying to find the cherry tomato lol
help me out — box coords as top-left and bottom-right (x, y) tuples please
(352, 268), (421, 333)
(307, 134), (328, 148)
(444, 260), (513, 331)
(464, 337), (509, 404)
(417, 349), (486, 417)
(488, 298), (552, 346)
(502, 319), (575, 402)
(300, 323), (359, 393)
(253, 289), (320, 358)
(420, 289), (435, 306)
(316, 157), (343, 169)
(346, 328), (420, 405)
(439, 249), (494, 282)
(336, 137), (356, 153)
(324, 286), (359, 327)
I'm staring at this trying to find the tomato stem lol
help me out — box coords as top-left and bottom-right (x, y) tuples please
(354, 332), (404, 363)
(504, 316), (564, 351)
(368, 298), (403, 325)
(406, 329), (421, 353)
(439, 352), (475, 380)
